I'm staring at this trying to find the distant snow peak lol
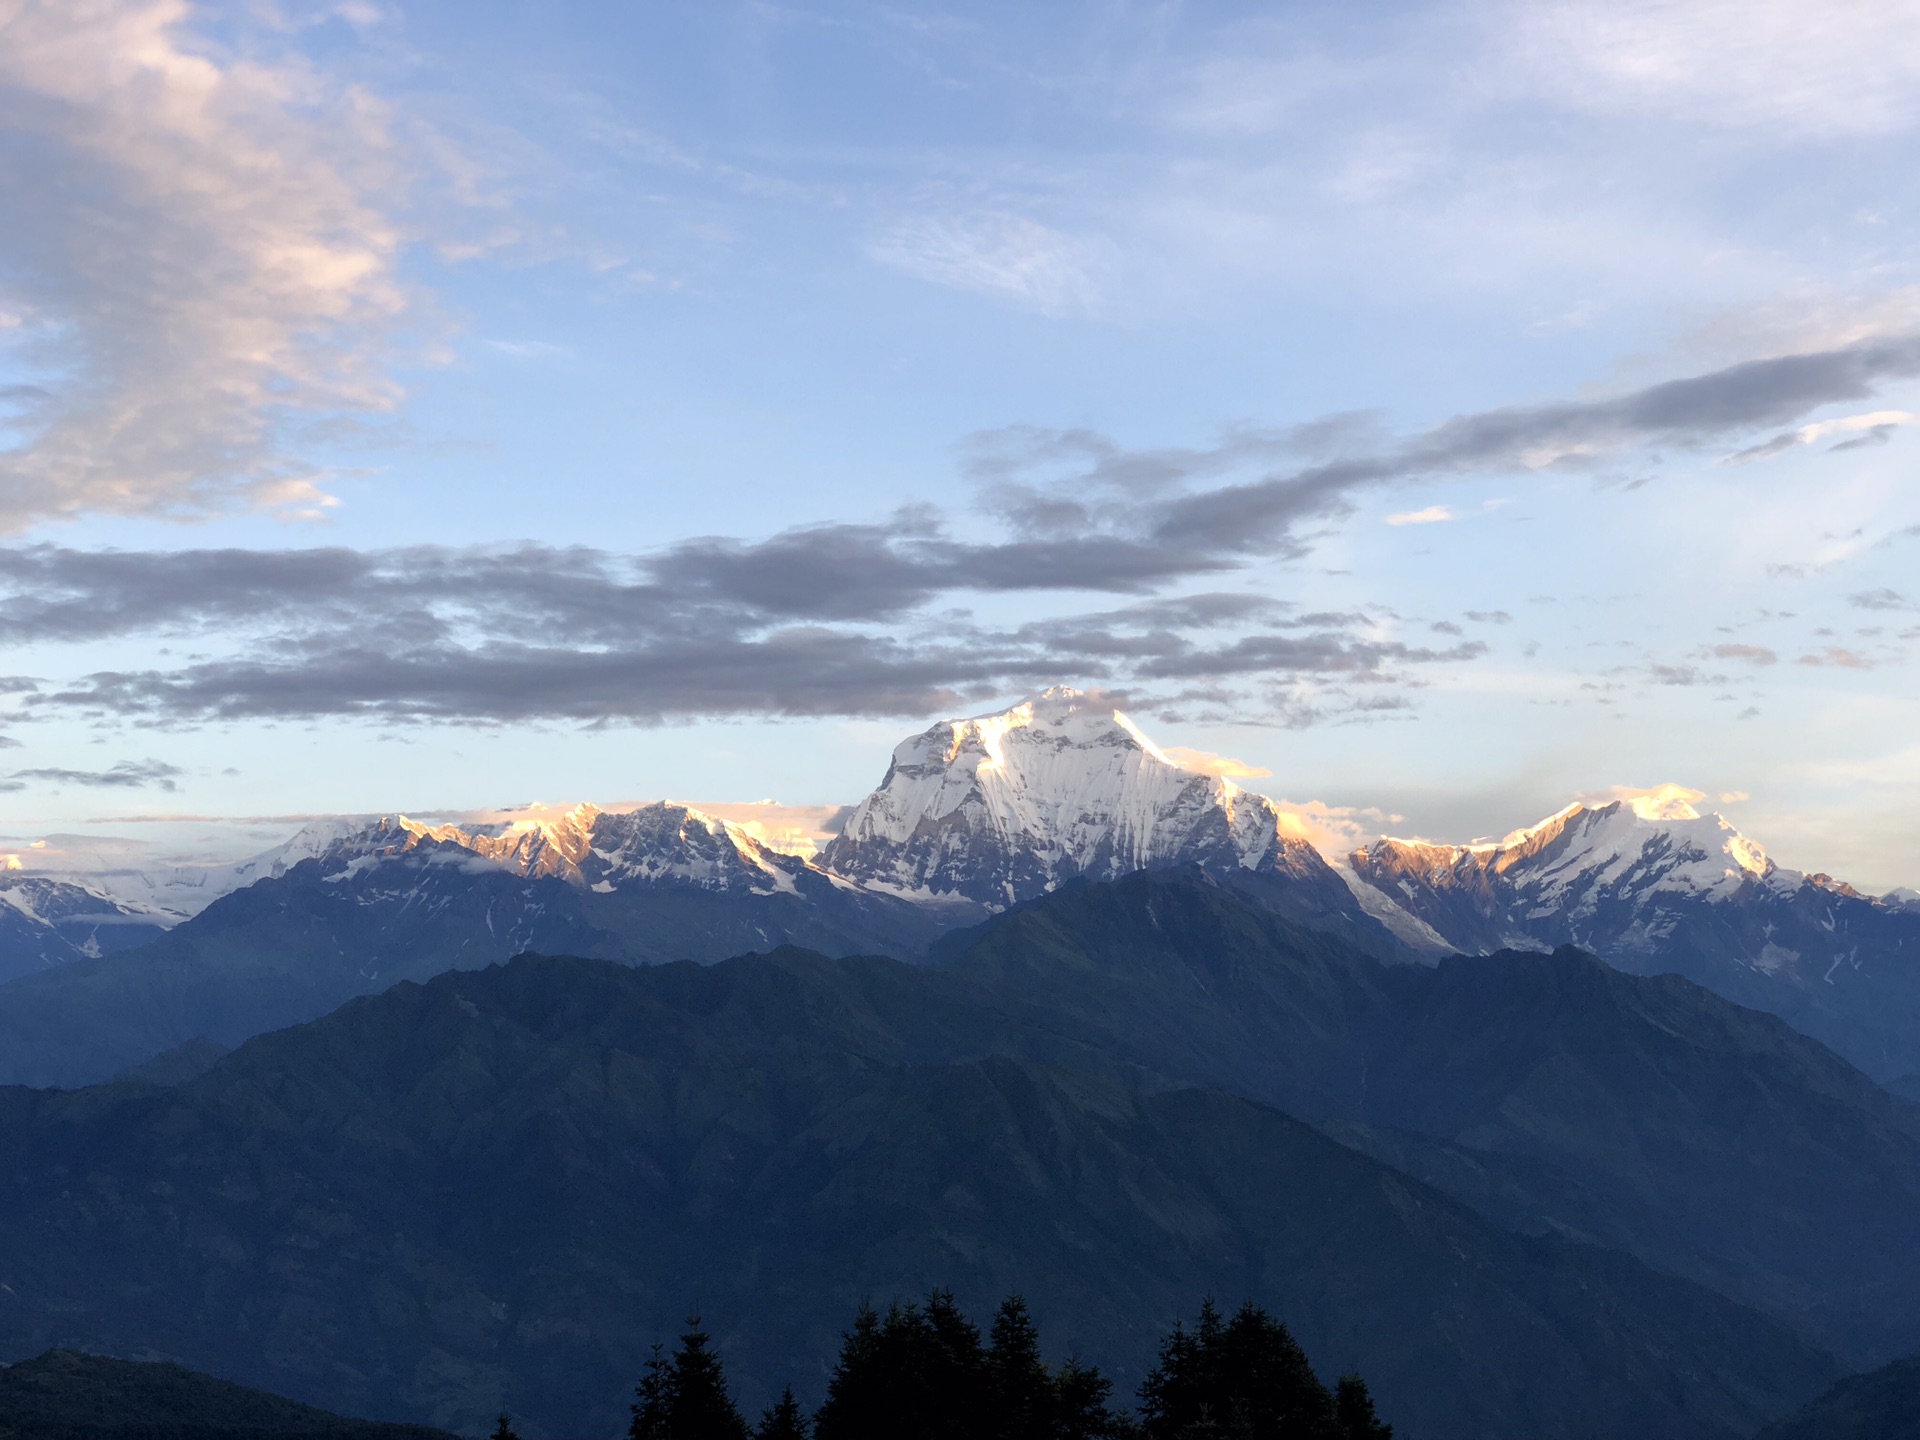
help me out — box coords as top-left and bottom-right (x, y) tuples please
(587, 802), (807, 896)
(1367, 788), (1775, 906)
(1347, 783), (1801, 966)
(819, 687), (1327, 907)
(297, 801), (808, 898)
(417, 803), (603, 881)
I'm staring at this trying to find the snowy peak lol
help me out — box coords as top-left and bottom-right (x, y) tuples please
(408, 804), (602, 882)
(581, 804), (811, 896)
(1514, 799), (1775, 899)
(0, 873), (167, 928)
(1360, 789), (1779, 909)
(1343, 785), (1831, 966)
(282, 802), (811, 898)
(0, 873), (173, 978)
(820, 688), (1320, 907)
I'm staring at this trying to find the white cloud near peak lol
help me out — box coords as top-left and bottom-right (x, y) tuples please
(0, 0), (420, 529)
(1386, 504), (1458, 526)
(1160, 745), (1272, 780)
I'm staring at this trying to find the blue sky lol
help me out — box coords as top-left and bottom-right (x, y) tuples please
(4, 0), (1920, 887)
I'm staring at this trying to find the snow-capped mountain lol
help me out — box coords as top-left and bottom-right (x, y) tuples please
(825, 688), (1335, 902)
(819, 688), (1387, 946)
(1348, 787), (1785, 956)
(6, 692), (1920, 1087)
(286, 802), (825, 897)
(1346, 786), (1920, 1081)
(0, 827), (403, 934)
(0, 874), (173, 982)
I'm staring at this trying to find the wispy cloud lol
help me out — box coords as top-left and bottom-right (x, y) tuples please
(1799, 646), (1877, 669)
(973, 333), (1920, 564)
(1850, 588), (1911, 611)
(869, 211), (1106, 316)
(0, 757), (180, 793)
(1707, 643), (1779, 664)
(0, 0), (422, 528)
(1500, 0), (1920, 138)
(1723, 410), (1917, 463)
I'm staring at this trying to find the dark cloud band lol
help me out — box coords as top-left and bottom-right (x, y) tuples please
(4, 334), (1914, 725)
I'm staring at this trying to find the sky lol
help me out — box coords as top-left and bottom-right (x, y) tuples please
(3, 0), (1920, 888)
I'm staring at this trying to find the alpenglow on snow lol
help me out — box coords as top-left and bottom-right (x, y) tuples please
(819, 687), (1339, 907)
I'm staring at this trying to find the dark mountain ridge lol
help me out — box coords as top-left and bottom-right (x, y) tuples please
(0, 838), (943, 1090)
(0, 1349), (457, 1440)
(925, 872), (1920, 1364)
(8, 693), (1920, 1113)
(1758, 1352), (1920, 1440)
(14, 871), (1920, 1435)
(1348, 798), (1920, 1082)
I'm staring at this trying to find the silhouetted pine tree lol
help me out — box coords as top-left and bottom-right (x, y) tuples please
(1136, 1304), (1210, 1437)
(815, 1291), (1132, 1440)
(1138, 1300), (1339, 1439)
(988, 1296), (1053, 1440)
(755, 1385), (810, 1440)
(813, 1302), (885, 1440)
(814, 1292), (989, 1440)
(1332, 1376), (1391, 1440)
(670, 1315), (751, 1440)
(985, 1295), (1134, 1440)
(1055, 1356), (1136, 1440)
(924, 1287), (991, 1433)
(489, 1412), (522, 1440)
(630, 1317), (749, 1440)
(632, 1343), (672, 1440)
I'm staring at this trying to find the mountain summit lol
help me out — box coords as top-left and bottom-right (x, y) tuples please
(821, 688), (1337, 908)
(1349, 785), (1784, 954)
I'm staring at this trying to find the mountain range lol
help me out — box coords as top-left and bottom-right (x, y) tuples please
(8, 871), (1909, 1440)
(4, 688), (1919, 1090)
(7, 691), (1920, 1436)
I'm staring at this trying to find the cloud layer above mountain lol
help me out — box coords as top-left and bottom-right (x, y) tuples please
(4, 332), (1915, 726)
(0, 543), (1481, 723)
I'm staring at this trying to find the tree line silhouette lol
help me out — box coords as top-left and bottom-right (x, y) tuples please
(495, 1292), (1392, 1439)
